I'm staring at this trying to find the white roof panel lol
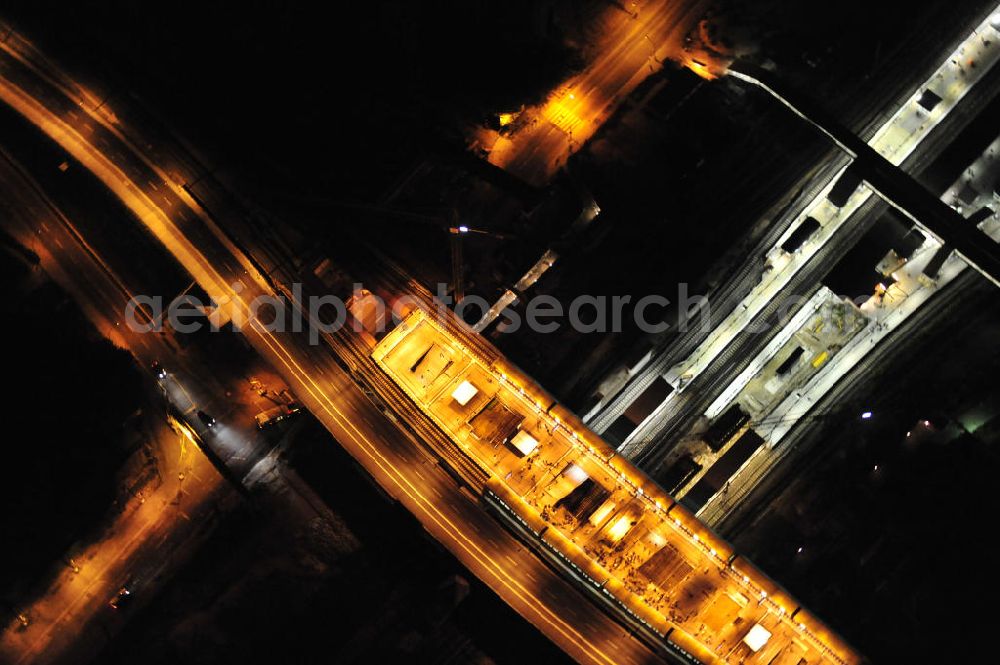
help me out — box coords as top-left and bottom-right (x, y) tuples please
(510, 430), (539, 456)
(451, 380), (478, 406)
(743, 623), (772, 652)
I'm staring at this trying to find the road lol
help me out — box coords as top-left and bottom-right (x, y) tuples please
(0, 150), (235, 665)
(0, 26), (668, 665)
(0, 124), (435, 665)
(483, 0), (709, 186)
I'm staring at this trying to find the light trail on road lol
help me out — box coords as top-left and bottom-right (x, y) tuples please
(481, 0), (709, 186)
(0, 30), (660, 665)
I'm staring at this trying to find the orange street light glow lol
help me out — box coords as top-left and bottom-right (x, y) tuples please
(371, 308), (862, 665)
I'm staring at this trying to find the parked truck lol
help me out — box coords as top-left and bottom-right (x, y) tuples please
(254, 402), (302, 429)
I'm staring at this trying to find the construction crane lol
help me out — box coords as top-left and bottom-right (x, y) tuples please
(446, 220), (514, 302)
(317, 200), (512, 302)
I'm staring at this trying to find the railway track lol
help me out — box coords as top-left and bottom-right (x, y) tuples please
(587, 3), (1000, 440)
(331, 329), (491, 492)
(703, 269), (991, 532)
(597, 72), (1000, 466)
(266, 268), (492, 492)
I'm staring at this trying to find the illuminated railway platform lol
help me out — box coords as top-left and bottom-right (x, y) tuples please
(372, 308), (862, 665)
